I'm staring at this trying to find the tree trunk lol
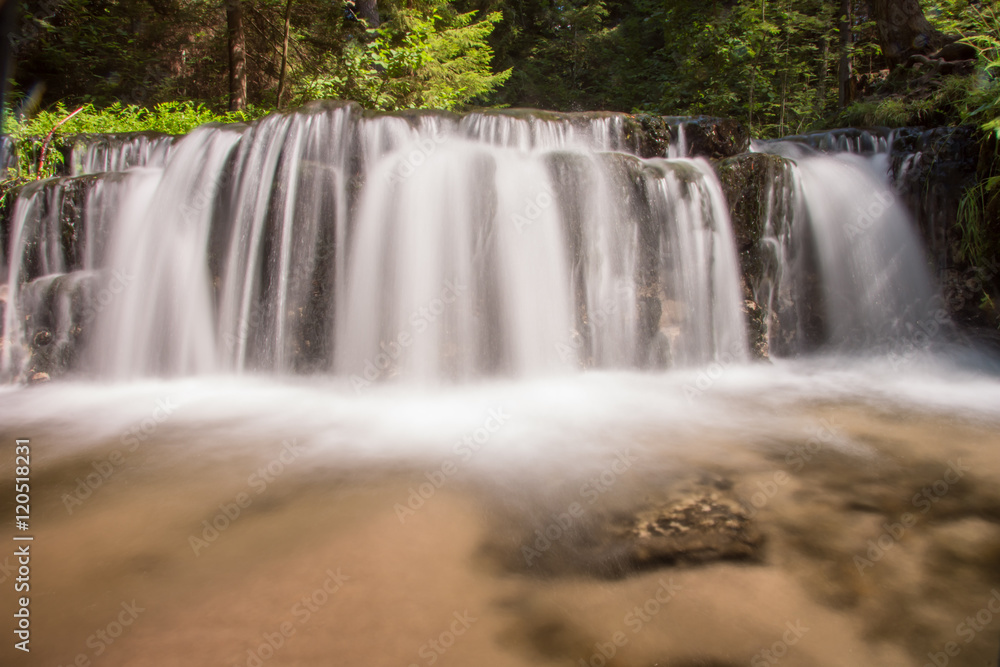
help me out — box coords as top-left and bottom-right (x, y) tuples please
(354, 0), (379, 27)
(816, 34), (829, 115)
(838, 0), (852, 108)
(227, 0), (247, 112)
(0, 0), (16, 134)
(276, 0), (293, 108)
(870, 0), (948, 68)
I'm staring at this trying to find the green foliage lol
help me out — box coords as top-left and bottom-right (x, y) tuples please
(2, 101), (266, 182)
(957, 176), (994, 264)
(473, 0), (843, 136)
(656, 0), (837, 137)
(953, 5), (1000, 134)
(10, 0), (510, 114)
(838, 96), (938, 127)
(13, 0), (227, 108)
(5, 101), (263, 137)
(928, 3), (1000, 282)
(297, 2), (509, 111)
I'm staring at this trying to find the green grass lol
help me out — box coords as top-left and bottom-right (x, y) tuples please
(2, 101), (270, 182)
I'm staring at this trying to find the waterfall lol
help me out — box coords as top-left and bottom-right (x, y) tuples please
(1, 104), (942, 383)
(70, 132), (176, 176)
(750, 137), (939, 352)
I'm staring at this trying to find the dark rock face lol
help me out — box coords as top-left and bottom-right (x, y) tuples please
(19, 273), (100, 379)
(1, 173), (129, 381)
(715, 153), (777, 358)
(1, 173), (126, 281)
(625, 114), (676, 158)
(887, 126), (997, 331)
(889, 125), (979, 275)
(714, 152), (823, 358)
(0, 135), (18, 178)
(670, 116), (751, 159)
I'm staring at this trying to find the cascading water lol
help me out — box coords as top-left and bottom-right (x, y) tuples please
(1, 103), (756, 382)
(69, 132), (176, 176)
(749, 136), (940, 352)
(1, 172), (131, 376)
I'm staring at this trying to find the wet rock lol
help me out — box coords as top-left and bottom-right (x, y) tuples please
(2, 172), (128, 282)
(666, 116), (750, 159)
(617, 491), (763, 569)
(19, 272), (103, 379)
(0, 135), (18, 178)
(934, 41), (977, 62)
(29, 371), (50, 384)
(33, 329), (53, 347)
(715, 153), (802, 357)
(486, 474), (764, 580)
(715, 153), (787, 268)
(625, 114), (670, 158)
(889, 125), (978, 275)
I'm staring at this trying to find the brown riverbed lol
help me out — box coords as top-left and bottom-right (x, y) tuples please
(2, 365), (1000, 667)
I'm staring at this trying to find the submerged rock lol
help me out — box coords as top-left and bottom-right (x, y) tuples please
(485, 474), (764, 580)
(619, 490), (763, 568)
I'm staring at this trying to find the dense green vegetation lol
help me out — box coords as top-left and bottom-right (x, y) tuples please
(0, 0), (984, 124)
(4, 0), (998, 134)
(9, 0), (509, 113)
